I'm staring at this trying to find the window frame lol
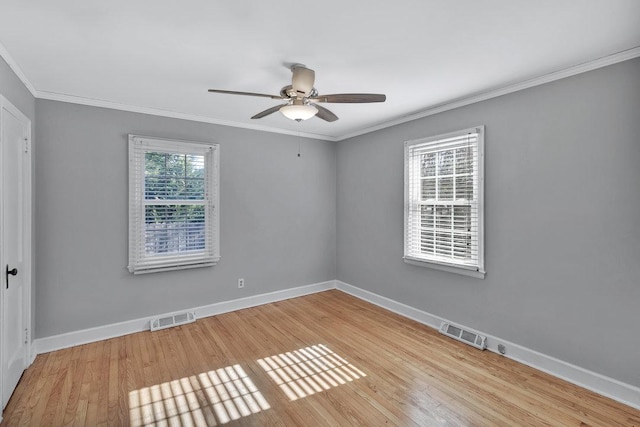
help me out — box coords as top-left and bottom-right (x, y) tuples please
(403, 126), (485, 278)
(128, 135), (220, 274)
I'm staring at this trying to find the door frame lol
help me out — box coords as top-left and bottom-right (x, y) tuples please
(0, 94), (32, 413)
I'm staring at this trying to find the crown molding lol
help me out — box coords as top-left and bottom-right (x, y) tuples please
(1, 41), (638, 142)
(0, 40), (37, 97)
(336, 46), (640, 141)
(36, 91), (337, 141)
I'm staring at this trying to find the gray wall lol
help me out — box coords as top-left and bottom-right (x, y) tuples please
(35, 101), (336, 337)
(336, 58), (640, 387)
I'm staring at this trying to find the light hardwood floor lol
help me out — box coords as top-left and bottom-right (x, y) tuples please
(2, 290), (639, 426)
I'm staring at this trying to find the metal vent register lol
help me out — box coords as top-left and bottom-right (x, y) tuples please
(150, 311), (196, 331)
(439, 322), (487, 350)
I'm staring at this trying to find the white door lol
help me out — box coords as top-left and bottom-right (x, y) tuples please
(0, 95), (31, 410)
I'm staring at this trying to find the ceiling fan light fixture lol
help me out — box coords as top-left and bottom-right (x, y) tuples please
(280, 103), (318, 121)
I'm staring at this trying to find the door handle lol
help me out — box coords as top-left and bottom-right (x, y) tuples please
(6, 265), (17, 289)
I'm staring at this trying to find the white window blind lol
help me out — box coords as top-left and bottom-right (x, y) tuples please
(128, 135), (220, 274)
(404, 127), (484, 277)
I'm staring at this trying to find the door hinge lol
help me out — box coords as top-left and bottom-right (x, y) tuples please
(24, 328), (29, 344)
(24, 137), (29, 153)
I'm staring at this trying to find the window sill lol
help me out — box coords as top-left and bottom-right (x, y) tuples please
(403, 257), (485, 279)
(129, 257), (220, 275)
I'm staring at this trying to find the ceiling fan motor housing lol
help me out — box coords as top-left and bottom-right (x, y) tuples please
(291, 65), (315, 97)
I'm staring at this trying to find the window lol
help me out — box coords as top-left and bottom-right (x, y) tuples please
(128, 135), (220, 274)
(404, 126), (484, 278)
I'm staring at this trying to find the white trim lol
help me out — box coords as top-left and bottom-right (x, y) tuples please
(127, 135), (221, 274)
(336, 46), (640, 141)
(335, 280), (640, 410)
(404, 126), (485, 277)
(0, 41), (37, 97)
(403, 257), (485, 278)
(33, 280), (335, 355)
(0, 95), (33, 410)
(37, 47), (640, 142)
(22, 108), (33, 374)
(1, 42), (637, 142)
(30, 278), (640, 409)
(129, 261), (219, 275)
(36, 91), (337, 142)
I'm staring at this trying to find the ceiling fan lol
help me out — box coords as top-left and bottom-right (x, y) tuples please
(208, 64), (386, 122)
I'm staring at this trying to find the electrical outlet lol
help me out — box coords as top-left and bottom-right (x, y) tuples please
(238, 278), (245, 288)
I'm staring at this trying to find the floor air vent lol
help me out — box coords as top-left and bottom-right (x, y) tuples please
(439, 322), (487, 350)
(150, 311), (196, 331)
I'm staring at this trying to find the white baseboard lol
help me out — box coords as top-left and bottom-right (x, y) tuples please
(335, 280), (640, 410)
(32, 278), (639, 410)
(34, 280), (335, 355)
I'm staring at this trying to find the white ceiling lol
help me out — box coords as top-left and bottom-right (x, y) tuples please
(0, 1), (639, 140)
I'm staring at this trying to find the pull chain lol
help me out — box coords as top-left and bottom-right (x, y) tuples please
(297, 123), (302, 157)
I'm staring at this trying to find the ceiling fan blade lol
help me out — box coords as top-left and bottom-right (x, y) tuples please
(251, 104), (288, 119)
(310, 93), (386, 103)
(291, 66), (315, 97)
(314, 104), (339, 122)
(208, 89), (283, 100)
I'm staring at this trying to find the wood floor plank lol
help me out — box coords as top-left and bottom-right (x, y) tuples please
(277, 294), (517, 426)
(59, 344), (88, 425)
(2, 290), (638, 426)
(286, 304), (482, 425)
(3, 353), (50, 426)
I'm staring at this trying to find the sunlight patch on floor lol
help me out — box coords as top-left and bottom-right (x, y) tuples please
(129, 364), (270, 426)
(257, 344), (366, 401)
